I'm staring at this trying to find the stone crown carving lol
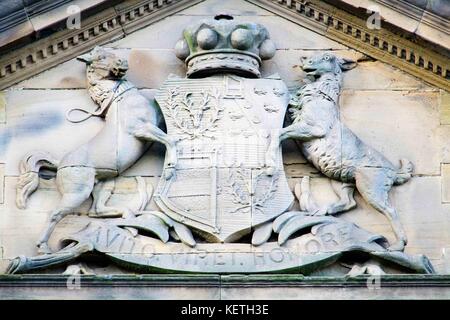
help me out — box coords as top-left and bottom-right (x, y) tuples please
(174, 15), (276, 78)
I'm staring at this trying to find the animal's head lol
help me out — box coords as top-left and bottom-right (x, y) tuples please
(77, 46), (129, 79)
(300, 53), (357, 77)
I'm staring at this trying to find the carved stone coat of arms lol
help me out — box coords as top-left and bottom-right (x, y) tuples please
(154, 74), (293, 243)
(6, 16), (435, 275)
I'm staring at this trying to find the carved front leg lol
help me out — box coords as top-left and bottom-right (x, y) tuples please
(133, 123), (178, 180)
(265, 129), (282, 175)
(265, 123), (326, 175)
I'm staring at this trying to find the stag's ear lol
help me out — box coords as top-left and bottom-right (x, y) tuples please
(299, 55), (309, 67)
(339, 57), (357, 71)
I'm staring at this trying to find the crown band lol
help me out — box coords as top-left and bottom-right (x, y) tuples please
(186, 50), (262, 78)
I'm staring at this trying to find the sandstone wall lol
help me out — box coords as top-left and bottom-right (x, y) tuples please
(0, 0), (448, 274)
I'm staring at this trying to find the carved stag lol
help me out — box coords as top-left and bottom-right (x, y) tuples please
(266, 52), (412, 251)
(16, 47), (178, 254)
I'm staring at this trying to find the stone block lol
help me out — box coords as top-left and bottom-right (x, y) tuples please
(127, 49), (185, 89)
(12, 49), (185, 90)
(12, 59), (88, 89)
(2, 89), (105, 176)
(0, 164), (4, 204)
(112, 15), (346, 50)
(262, 50), (431, 91)
(179, 0), (274, 16)
(0, 92), (5, 123)
(442, 164), (450, 203)
(439, 90), (450, 125)
(340, 90), (440, 175)
(415, 16), (450, 50)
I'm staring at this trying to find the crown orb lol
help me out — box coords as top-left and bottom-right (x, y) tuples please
(231, 28), (253, 50)
(259, 39), (276, 60)
(197, 28), (218, 50)
(175, 39), (190, 60)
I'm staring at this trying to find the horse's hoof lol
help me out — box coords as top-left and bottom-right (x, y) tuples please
(387, 240), (406, 252)
(121, 210), (135, 219)
(37, 243), (52, 255)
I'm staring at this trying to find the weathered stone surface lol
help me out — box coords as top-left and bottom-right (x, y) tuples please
(287, 174), (448, 273)
(113, 15), (347, 50)
(180, 0), (274, 16)
(342, 176), (448, 272)
(415, 19), (450, 50)
(127, 49), (185, 88)
(2, 89), (103, 176)
(220, 282), (450, 300)
(263, 50), (432, 91)
(0, 1), (447, 278)
(0, 92), (6, 123)
(0, 276), (222, 300)
(12, 59), (88, 89)
(12, 49), (185, 90)
(442, 164), (450, 203)
(0, 20), (34, 48)
(340, 90), (440, 175)
(29, 2), (115, 32)
(0, 164), (4, 204)
(437, 125), (450, 165)
(439, 90), (450, 125)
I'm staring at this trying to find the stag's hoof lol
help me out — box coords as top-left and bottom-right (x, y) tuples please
(36, 243), (52, 255)
(165, 167), (176, 180)
(387, 240), (406, 252)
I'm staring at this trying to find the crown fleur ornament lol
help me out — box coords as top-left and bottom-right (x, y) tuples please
(174, 14), (276, 78)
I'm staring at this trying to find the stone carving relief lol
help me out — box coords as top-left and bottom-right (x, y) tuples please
(265, 52), (412, 251)
(7, 16), (435, 275)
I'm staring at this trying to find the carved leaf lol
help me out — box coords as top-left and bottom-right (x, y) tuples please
(251, 221), (273, 246)
(273, 211), (302, 233)
(277, 214), (334, 245)
(173, 221), (196, 247)
(115, 215), (169, 243)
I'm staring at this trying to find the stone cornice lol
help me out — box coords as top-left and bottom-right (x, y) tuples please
(0, 0), (205, 90)
(330, 0), (449, 52)
(0, 275), (449, 299)
(246, 0), (450, 91)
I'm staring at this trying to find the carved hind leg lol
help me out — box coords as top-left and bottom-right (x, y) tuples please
(355, 167), (407, 251)
(89, 179), (132, 218)
(133, 123), (178, 179)
(324, 181), (356, 215)
(37, 167), (95, 254)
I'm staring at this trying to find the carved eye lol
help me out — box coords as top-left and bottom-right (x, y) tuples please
(324, 55), (330, 61)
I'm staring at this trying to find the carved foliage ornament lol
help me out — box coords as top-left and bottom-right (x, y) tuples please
(7, 15), (434, 275)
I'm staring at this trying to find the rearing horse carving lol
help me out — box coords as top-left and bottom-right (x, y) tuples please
(16, 47), (178, 253)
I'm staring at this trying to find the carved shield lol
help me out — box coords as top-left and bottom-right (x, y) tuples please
(154, 74), (294, 242)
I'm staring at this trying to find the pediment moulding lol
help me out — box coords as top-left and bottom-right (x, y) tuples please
(247, 0), (449, 90)
(0, 0), (448, 91)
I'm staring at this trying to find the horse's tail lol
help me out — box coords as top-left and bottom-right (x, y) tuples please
(394, 158), (414, 185)
(16, 151), (59, 209)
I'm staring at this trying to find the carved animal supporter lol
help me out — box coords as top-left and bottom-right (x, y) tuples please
(8, 17), (435, 276)
(15, 47), (178, 253)
(266, 52), (413, 251)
